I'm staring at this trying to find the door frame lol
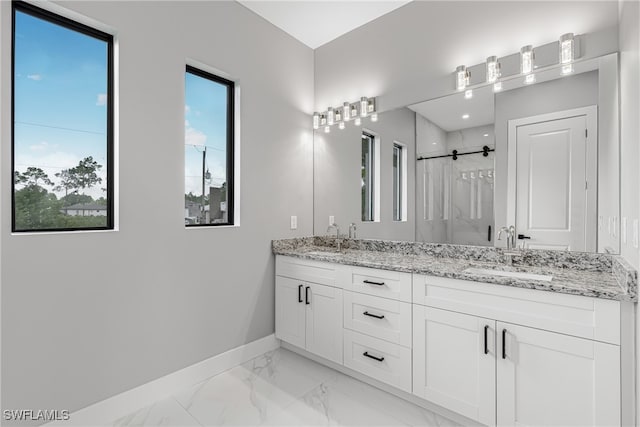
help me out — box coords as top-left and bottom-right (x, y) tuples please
(506, 106), (598, 252)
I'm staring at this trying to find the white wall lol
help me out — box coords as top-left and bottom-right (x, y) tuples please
(313, 108), (416, 241)
(0, 0), (314, 421)
(314, 1), (619, 114)
(618, 0), (640, 424)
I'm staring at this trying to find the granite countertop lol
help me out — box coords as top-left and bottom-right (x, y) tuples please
(273, 237), (638, 302)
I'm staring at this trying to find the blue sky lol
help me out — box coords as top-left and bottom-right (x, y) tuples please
(184, 72), (229, 196)
(14, 10), (108, 199)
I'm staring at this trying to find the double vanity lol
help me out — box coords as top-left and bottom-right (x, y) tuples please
(272, 237), (637, 426)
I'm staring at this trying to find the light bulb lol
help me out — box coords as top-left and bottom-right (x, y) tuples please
(464, 89), (473, 100)
(312, 112), (319, 130)
(520, 45), (534, 74)
(354, 117), (362, 126)
(339, 121), (345, 130)
(360, 97), (368, 117)
(343, 102), (351, 121)
(327, 107), (334, 126)
(486, 56), (500, 83)
(370, 112), (378, 122)
(561, 64), (574, 75)
(559, 33), (574, 64)
(324, 125), (330, 133)
(493, 82), (502, 92)
(524, 73), (536, 84)
(455, 65), (469, 91)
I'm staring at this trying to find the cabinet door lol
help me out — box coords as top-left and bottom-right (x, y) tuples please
(305, 282), (343, 364)
(275, 276), (306, 349)
(413, 305), (496, 426)
(497, 322), (620, 427)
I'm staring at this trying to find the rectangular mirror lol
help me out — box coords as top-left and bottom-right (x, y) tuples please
(313, 53), (620, 254)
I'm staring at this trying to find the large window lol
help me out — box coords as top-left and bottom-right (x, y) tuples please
(361, 132), (375, 222)
(12, 1), (113, 232)
(184, 66), (234, 227)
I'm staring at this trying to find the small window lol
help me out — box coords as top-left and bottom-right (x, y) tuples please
(361, 132), (375, 222)
(12, 1), (114, 232)
(393, 142), (407, 221)
(184, 66), (235, 227)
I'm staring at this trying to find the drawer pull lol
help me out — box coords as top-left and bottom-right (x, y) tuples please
(305, 286), (311, 305)
(484, 325), (489, 355)
(502, 328), (507, 359)
(298, 284), (303, 303)
(363, 279), (385, 286)
(363, 311), (385, 320)
(363, 351), (385, 362)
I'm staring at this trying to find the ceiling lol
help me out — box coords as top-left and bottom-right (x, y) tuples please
(237, 0), (413, 49)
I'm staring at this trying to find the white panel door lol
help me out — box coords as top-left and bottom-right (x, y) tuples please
(305, 282), (344, 364)
(275, 276), (306, 349)
(497, 322), (620, 427)
(413, 305), (496, 426)
(515, 116), (589, 251)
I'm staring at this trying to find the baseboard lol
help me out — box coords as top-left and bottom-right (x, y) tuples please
(45, 334), (280, 426)
(281, 342), (482, 427)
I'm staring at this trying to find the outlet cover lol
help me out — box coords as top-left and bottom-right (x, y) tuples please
(290, 216), (297, 230)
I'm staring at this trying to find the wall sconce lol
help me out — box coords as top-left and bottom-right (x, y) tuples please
(455, 65), (470, 91)
(559, 33), (574, 75)
(520, 45), (534, 75)
(486, 56), (500, 83)
(312, 97), (378, 130)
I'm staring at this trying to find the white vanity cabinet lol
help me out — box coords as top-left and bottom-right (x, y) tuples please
(275, 256), (343, 364)
(413, 274), (622, 427)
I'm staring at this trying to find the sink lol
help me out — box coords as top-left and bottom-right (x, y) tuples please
(464, 267), (553, 282)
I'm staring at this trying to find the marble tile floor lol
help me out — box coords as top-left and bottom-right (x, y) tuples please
(112, 348), (461, 427)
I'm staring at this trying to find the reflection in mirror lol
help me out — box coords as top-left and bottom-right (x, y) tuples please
(313, 53), (620, 254)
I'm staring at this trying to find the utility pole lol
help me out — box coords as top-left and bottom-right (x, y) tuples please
(201, 147), (206, 224)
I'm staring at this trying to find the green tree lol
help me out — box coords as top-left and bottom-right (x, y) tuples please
(60, 193), (94, 207)
(69, 156), (102, 190)
(14, 185), (62, 230)
(54, 169), (77, 197)
(15, 167), (54, 188)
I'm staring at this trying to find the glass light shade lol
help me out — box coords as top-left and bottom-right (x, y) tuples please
(343, 102), (351, 121)
(327, 107), (334, 126)
(560, 33), (574, 64)
(320, 114), (327, 126)
(367, 98), (375, 113)
(335, 109), (342, 122)
(521, 45), (534, 74)
(360, 97), (368, 117)
(312, 112), (319, 130)
(486, 56), (501, 83)
(351, 104), (358, 118)
(455, 65), (469, 91)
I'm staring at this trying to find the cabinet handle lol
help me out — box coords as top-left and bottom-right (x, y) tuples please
(502, 328), (507, 359)
(484, 325), (489, 355)
(363, 279), (385, 286)
(298, 284), (303, 303)
(363, 351), (385, 362)
(305, 286), (310, 305)
(363, 311), (385, 320)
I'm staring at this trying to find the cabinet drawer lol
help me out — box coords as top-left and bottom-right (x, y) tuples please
(340, 266), (411, 302)
(413, 274), (620, 345)
(276, 255), (339, 288)
(343, 329), (411, 393)
(344, 291), (412, 347)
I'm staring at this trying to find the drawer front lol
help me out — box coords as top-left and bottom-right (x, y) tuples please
(413, 274), (621, 345)
(340, 266), (412, 302)
(344, 291), (412, 347)
(343, 329), (411, 393)
(276, 255), (339, 288)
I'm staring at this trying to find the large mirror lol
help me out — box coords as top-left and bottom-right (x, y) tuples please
(313, 53), (620, 254)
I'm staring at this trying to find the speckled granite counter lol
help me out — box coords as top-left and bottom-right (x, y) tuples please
(273, 237), (637, 302)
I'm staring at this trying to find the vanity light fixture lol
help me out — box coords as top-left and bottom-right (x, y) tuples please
(464, 89), (473, 100)
(524, 73), (536, 85)
(455, 65), (470, 91)
(493, 82), (502, 92)
(371, 112), (378, 122)
(343, 102), (351, 121)
(313, 112), (320, 130)
(520, 45), (534, 75)
(486, 56), (501, 83)
(360, 97), (368, 117)
(327, 107), (335, 126)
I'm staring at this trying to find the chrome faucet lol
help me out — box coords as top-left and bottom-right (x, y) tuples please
(348, 223), (357, 239)
(497, 225), (520, 265)
(327, 223), (342, 251)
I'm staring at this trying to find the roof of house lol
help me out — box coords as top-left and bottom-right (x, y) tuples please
(62, 203), (107, 210)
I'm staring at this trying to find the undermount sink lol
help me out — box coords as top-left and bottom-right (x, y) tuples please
(464, 267), (553, 282)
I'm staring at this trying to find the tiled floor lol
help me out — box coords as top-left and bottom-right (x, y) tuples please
(112, 348), (461, 426)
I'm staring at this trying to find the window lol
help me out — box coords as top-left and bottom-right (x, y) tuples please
(184, 66), (234, 227)
(12, 2), (114, 232)
(361, 132), (375, 222)
(393, 142), (407, 221)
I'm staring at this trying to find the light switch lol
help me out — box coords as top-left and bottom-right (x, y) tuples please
(329, 215), (335, 225)
(622, 217), (627, 244)
(634, 219), (639, 249)
(290, 216), (297, 230)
